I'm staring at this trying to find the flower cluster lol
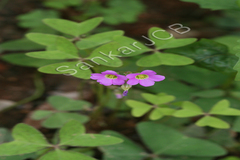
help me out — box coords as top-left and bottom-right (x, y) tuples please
(91, 70), (165, 87)
(90, 70), (165, 97)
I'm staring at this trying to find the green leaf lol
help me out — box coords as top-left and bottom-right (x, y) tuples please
(31, 110), (54, 120)
(26, 50), (79, 59)
(141, 93), (175, 105)
(43, 0), (82, 9)
(26, 33), (60, 46)
(149, 108), (176, 120)
(233, 53), (240, 81)
(209, 99), (240, 115)
(42, 112), (89, 128)
(174, 101), (203, 117)
(101, 0), (145, 25)
(148, 27), (197, 49)
(100, 131), (147, 160)
(48, 96), (91, 111)
(137, 52), (194, 67)
(0, 38), (44, 51)
(196, 116), (230, 129)
(125, 100), (152, 117)
(138, 78), (197, 101)
(87, 42), (123, 67)
(89, 36), (150, 62)
(43, 17), (103, 37)
(192, 89), (225, 98)
(220, 156), (240, 160)
(59, 120), (86, 140)
(160, 65), (230, 89)
(0, 153), (37, 160)
(0, 128), (12, 144)
(137, 122), (227, 157)
(59, 120), (123, 147)
(233, 117), (240, 132)
(76, 30), (124, 50)
(1, 53), (62, 68)
(0, 124), (50, 156)
(213, 35), (240, 55)
(39, 149), (95, 160)
(112, 36), (150, 57)
(26, 37), (79, 60)
(17, 9), (59, 31)
(180, 0), (239, 10)
(208, 129), (236, 147)
(166, 39), (238, 73)
(38, 61), (92, 79)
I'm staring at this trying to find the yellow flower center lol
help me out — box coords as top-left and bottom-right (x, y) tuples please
(105, 74), (118, 79)
(135, 74), (149, 80)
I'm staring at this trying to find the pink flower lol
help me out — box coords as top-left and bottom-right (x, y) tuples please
(91, 70), (127, 86)
(126, 70), (165, 87)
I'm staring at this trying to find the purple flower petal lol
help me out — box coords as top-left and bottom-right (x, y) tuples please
(98, 78), (113, 86)
(118, 75), (128, 80)
(90, 73), (105, 80)
(122, 90), (128, 96)
(113, 79), (125, 85)
(127, 79), (139, 85)
(139, 79), (155, 87)
(101, 70), (118, 75)
(149, 75), (165, 81)
(141, 70), (156, 75)
(126, 73), (139, 79)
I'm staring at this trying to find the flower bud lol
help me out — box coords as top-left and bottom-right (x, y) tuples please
(122, 90), (128, 96)
(114, 89), (123, 99)
(121, 84), (132, 91)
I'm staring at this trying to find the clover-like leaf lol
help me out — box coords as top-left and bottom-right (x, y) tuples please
(26, 37), (79, 60)
(195, 116), (230, 129)
(48, 96), (91, 111)
(43, 0), (82, 9)
(38, 61), (92, 79)
(59, 120), (123, 147)
(113, 36), (151, 57)
(180, 0), (239, 10)
(137, 122), (227, 157)
(209, 99), (240, 115)
(0, 124), (51, 156)
(149, 108), (176, 120)
(0, 38), (44, 51)
(76, 30), (124, 50)
(148, 27), (197, 50)
(31, 110), (54, 120)
(43, 17), (103, 37)
(125, 100), (152, 117)
(166, 39), (238, 74)
(100, 130), (147, 160)
(137, 52), (194, 67)
(233, 117), (240, 132)
(174, 101), (203, 117)
(141, 93), (175, 105)
(42, 112), (89, 129)
(26, 33), (60, 46)
(1, 53), (62, 68)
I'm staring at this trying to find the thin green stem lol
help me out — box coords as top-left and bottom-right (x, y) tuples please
(1, 72), (45, 113)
